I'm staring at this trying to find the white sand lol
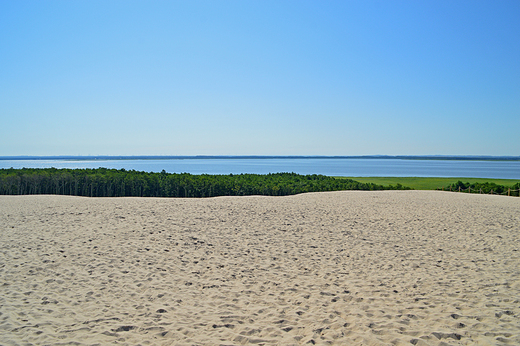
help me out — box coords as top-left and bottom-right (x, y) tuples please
(1, 191), (519, 345)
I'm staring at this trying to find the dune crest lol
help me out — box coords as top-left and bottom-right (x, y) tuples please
(1, 191), (519, 345)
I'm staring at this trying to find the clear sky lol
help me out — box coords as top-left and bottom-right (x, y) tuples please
(1, 0), (519, 156)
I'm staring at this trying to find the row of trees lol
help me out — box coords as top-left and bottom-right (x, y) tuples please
(443, 180), (520, 196)
(0, 168), (410, 198)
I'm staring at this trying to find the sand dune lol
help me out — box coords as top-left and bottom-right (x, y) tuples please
(1, 191), (519, 345)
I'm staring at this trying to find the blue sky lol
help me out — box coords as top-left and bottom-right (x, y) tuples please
(1, 0), (519, 156)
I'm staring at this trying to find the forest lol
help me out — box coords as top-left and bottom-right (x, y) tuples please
(0, 168), (410, 198)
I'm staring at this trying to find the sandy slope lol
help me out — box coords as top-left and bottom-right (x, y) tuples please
(1, 191), (519, 345)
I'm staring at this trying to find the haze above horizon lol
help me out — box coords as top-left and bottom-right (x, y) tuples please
(1, 1), (519, 156)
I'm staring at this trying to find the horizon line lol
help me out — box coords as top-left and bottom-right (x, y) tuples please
(1, 155), (519, 161)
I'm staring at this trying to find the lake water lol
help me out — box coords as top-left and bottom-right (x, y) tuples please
(1, 158), (519, 179)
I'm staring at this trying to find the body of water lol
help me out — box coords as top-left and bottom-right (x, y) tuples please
(1, 157), (519, 179)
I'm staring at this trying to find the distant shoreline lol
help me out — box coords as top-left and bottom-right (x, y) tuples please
(1, 155), (519, 161)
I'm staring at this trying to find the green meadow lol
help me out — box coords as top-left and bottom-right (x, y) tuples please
(339, 177), (520, 190)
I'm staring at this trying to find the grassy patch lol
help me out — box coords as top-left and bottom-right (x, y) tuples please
(338, 177), (520, 190)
